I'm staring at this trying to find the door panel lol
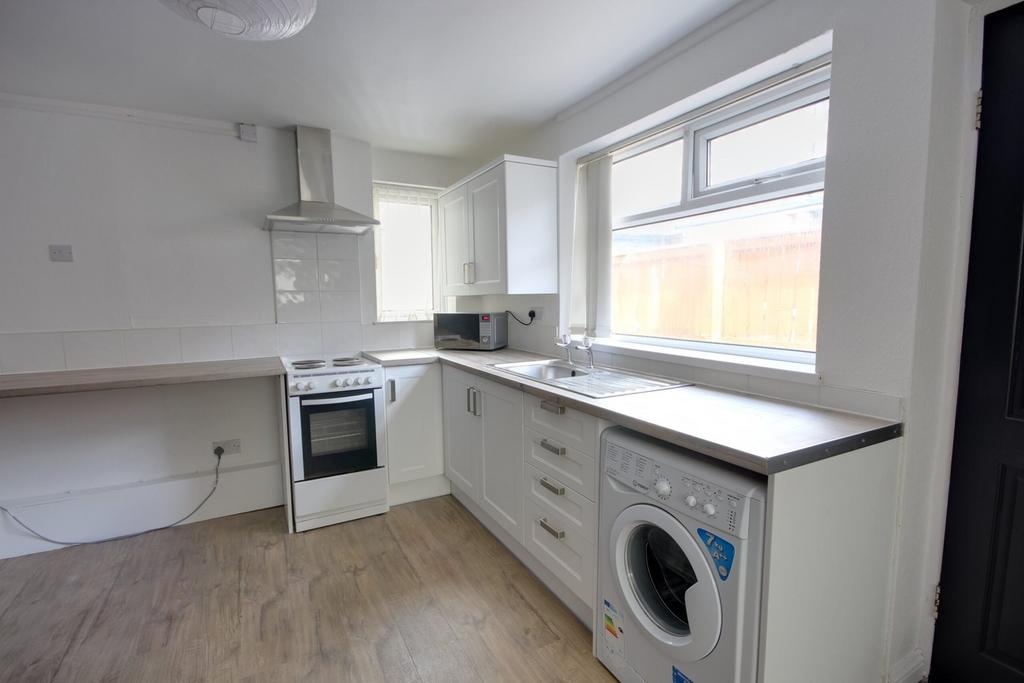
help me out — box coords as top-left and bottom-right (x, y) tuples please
(439, 185), (472, 296)
(385, 365), (443, 485)
(932, 4), (1024, 681)
(442, 367), (481, 497)
(479, 379), (524, 542)
(467, 165), (506, 294)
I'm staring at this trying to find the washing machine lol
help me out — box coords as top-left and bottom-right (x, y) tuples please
(595, 427), (767, 683)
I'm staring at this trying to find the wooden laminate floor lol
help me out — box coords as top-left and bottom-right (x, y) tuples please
(0, 495), (614, 683)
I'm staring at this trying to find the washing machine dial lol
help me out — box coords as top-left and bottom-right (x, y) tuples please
(653, 477), (672, 499)
(703, 502), (717, 516)
(685, 495), (698, 508)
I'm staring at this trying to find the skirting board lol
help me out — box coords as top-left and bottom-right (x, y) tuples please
(0, 461), (284, 559)
(889, 649), (927, 683)
(451, 485), (593, 628)
(389, 474), (451, 506)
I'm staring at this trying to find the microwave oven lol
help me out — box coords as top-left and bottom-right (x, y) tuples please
(433, 312), (508, 351)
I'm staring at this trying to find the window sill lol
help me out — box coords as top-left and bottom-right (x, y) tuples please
(588, 337), (821, 385)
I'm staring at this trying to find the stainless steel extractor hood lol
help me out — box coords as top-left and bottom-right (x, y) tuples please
(265, 126), (379, 234)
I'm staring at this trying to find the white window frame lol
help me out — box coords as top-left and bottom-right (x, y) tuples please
(372, 182), (441, 323)
(602, 61), (830, 362)
(612, 63), (831, 231)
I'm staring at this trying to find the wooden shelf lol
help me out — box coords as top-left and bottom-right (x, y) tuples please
(0, 357), (285, 399)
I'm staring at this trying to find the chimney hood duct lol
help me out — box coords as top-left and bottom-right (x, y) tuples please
(265, 126), (379, 234)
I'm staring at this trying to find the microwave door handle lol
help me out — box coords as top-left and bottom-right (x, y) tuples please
(301, 393), (373, 406)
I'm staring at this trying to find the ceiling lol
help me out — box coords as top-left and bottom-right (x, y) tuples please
(0, 0), (743, 159)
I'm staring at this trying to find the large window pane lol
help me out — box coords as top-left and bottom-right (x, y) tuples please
(376, 199), (434, 321)
(612, 139), (684, 218)
(611, 192), (822, 351)
(706, 99), (829, 187)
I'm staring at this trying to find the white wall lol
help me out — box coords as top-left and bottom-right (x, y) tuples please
(372, 147), (478, 189)
(479, 0), (978, 679)
(0, 95), (468, 558)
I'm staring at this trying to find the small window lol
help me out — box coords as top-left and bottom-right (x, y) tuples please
(706, 99), (829, 187)
(373, 184), (438, 322)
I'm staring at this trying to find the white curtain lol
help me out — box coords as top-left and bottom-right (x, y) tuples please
(568, 156), (613, 338)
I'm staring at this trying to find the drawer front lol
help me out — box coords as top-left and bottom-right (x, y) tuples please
(524, 498), (595, 606)
(525, 464), (596, 542)
(525, 427), (597, 501)
(524, 394), (598, 456)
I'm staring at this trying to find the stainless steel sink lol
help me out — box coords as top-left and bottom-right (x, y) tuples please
(492, 359), (688, 398)
(496, 359), (590, 381)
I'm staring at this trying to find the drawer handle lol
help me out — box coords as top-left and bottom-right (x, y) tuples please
(539, 438), (566, 456)
(540, 400), (565, 415)
(539, 477), (565, 496)
(538, 517), (565, 540)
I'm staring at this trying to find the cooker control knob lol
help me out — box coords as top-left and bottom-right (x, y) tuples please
(304, 381), (317, 391)
(342, 378), (352, 387)
(291, 383), (303, 392)
(356, 377), (366, 385)
(685, 495), (698, 508)
(703, 503), (717, 516)
(653, 478), (672, 499)
(331, 379), (341, 388)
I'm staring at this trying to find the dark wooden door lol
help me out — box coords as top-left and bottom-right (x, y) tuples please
(931, 4), (1024, 681)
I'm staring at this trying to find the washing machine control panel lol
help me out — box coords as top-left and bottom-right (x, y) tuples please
(605, 441), (747, 537)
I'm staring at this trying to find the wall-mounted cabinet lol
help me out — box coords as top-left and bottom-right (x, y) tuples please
(438, 155), (557, 297)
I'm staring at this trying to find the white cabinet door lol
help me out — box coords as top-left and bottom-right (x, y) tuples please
(439, 185), (472, 296)
(466, 164), (506, 295)
(479, 377), (525, 543)
(442, 366), (482, 497)
(385, 364), (443, 485)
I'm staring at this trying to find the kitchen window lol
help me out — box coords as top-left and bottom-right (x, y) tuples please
(573, 60), (829, 361)
(372, 183), (440, 322)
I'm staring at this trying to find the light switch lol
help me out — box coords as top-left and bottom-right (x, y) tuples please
(49, 244), (73, 262)
(238, 123), (258, 143)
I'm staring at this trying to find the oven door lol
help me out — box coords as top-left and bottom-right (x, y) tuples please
(289, 390), (380, 482)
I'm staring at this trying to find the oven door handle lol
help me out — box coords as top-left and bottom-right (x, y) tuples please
(301, 393), (373, 406)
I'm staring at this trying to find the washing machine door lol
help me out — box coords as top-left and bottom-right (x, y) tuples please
(610, 503), (722, 660)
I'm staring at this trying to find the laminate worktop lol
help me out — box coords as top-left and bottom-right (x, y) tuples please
(0, 356), (285, 399)
(435, 348), (902, 475)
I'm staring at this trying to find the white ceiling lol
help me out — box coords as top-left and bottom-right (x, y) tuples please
(0, 0), (742, 158)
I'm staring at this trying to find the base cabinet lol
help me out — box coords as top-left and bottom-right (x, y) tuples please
(385, 364), (444, 485)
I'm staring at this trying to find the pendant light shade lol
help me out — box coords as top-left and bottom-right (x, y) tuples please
(159, 0), (317, 41)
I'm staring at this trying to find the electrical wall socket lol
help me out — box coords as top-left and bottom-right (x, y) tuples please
(530, 306), (545, 323)
(213, 439), (241, 456)
(48, 244), (73, 262)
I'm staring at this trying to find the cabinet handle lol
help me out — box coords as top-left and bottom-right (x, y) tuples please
(463, 262), (470, 284)
(539, 438), (566, 456)
(471, 388), (481, 416)
(538, 518), (565, 540)
(539, 477), (565, 496)
(388, 379), (396, 402)
(466, 386), (473, 414)
(540, 400), (565, 415)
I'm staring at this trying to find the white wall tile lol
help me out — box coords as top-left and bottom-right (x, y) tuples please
(647, 359), (696, 382)
(123, 328), (182, 366)
(274, 259), (318, 291)
(231, 324), (278, 359)
(320, 292), (361, 322)
(316, 234), (359, 260)
(276, 323), (322, 356)
(276, 292), (321, 323)
(0, 333), (66, 373)
(362, 323), (403, 351)
(180, 326), (233, 362)
(271, 232), (317, 259)
(318, 260), (361, 291)
(63, 331), (125, 370)
(412, 321), (434, 348)
(322, 322), (363, 352)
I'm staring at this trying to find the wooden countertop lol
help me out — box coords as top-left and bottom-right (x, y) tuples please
(0, 357), (285, 399)
(436, 349), (903, 475)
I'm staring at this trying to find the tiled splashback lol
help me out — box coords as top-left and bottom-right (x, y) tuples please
(0, 322), (434, 373)
(272, 232), (362, 325)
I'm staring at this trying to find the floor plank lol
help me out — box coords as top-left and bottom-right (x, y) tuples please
(0, 495), (614, 683)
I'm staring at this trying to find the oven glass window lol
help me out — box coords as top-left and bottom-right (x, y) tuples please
(309, 407), (369, 457)
(625, 524), (697, 636)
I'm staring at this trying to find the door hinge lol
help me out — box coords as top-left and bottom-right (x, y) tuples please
(975, 90), (983, 130)
(933, 584), (941, 619)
